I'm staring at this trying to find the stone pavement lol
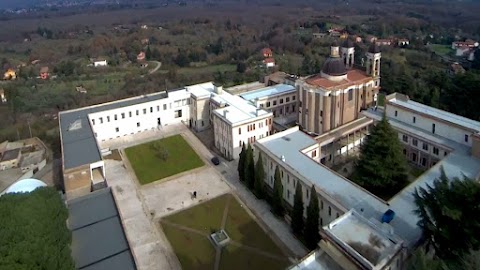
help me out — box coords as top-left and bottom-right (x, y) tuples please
(102, 123), (308, 269)
(105, 159), (182, 270)
(141, 166), (231, 219)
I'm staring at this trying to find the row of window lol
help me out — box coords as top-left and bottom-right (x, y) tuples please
(402, 134), (447, 157)
(394, 111), (470, 143)
(264, 95), (296, 108)
(91, 102), (187, 126)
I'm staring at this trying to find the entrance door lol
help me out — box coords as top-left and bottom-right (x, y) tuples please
(157, 118), (161, 126)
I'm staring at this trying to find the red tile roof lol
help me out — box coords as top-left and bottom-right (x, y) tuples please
(305, 69), (372, 90)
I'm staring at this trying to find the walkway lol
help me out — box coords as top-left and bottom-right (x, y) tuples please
(105, 159), (182, 270)
(214, 158), (309, 258)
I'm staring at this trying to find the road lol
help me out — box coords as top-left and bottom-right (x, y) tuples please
(148, 61), (162, 74)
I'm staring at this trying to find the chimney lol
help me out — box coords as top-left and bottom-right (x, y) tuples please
(214, 84), (223, 94)
(223, 109), (228, 118)
(255, 98), (261, 116)
(281, 155), (285, 162)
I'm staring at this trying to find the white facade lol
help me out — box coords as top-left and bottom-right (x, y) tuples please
(94, 60), (108, 67)
(214, 113), (272, 159)
(88, 90), (191, 142)
(386, 99), (477, 147)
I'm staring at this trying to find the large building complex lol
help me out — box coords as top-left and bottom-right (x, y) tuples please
(59, 82), (273, 199)
(256, 92), (480, 270)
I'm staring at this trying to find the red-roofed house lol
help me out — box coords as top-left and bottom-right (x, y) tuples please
(263, 57), (275, 68)
(261, 48), (273, 58)
(137, 52), (146, 61)
(40, 67), (49, 80)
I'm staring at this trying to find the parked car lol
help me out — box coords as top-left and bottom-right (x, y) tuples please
(211, 156), (220, 165)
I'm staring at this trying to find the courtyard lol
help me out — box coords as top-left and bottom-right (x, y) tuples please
(125, 134), (204, 184)
(160, 193), (292, 270)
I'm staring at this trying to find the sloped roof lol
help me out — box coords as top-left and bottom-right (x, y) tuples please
(68, 188), (136, 270)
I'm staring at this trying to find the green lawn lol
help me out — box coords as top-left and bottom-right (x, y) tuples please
(178, 64), (237, 75)
(125, 135), (204, 184)
(429, 44), (452, 56)
(161, 194), (291, 270)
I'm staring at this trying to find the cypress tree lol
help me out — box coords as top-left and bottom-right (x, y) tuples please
(254, 152), (265, 199)
(353, 113), (408, 196)
(237, 143), (246, 182)
(291, 183), (304, 235)
(245, 144), (255, 190)
(304, 185), (320, 250)
(145, 45), (152, 60)
(272, 166), (284, 216)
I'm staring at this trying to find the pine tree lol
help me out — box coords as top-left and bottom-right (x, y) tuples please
(353, 113), (408, 196)
(237, 143), (246, 182)
(245, 144), (255, 190)
(291, 182), (304, 235)
(145, 46), (152, 60)
(254, 152), (265, 199)
(272, 166), (284, 216)
(304, 185), (320, 250)
(414, 167), (480, 260)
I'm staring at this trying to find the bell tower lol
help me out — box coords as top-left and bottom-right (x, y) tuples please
(341, 39), (355, 69)
(366, 44), (381, 86)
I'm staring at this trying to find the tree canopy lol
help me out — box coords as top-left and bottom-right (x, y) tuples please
(254, 152), (265, 199)
(245, 144), (255, 190)
(304, 185), (320, 250)
(272, 166), (284, 217)
(238, 142), (246, 182)
(353, 114), (408, 197)
(413, 167), (480, 260)
(291, 183), (304, 235)
(0, 187), (74, 270)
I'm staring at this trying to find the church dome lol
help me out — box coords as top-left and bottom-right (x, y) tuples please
(1, 178), (47, 196)
(368, 43), (381, 53)
(322, 57), (347, 76)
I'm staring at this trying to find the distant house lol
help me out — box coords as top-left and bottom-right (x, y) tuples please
(353, 35), (362, 43)
(0, 89), (6, 103)
(93, 59), (108, 67)
(263, 57), (275, 68)
(375, 39), (393, 46)
(141, 25), (148, 29)
(137, 52), (146, 62)
(397, 38), (410, 46)
(40, 67), (49, 80)
(261, 48), (273, 58)
(3, 69), (16, 80)
(452, 40), (478, 60)
(448, 62), (466, 76)
(76, 86), (87, 94)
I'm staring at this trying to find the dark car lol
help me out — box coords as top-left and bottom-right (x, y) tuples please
(211, 156), (220, 165)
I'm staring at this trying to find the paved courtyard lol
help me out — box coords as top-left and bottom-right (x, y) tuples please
(102, 123), (307, 270)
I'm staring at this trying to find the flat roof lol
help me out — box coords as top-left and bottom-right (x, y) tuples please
(240, 84), (295, 101)
(68, 188), (136, 270)
(60, 91), (169, 170)
(362, 109), (480, 247)
(389, 97), (480, 132)
(256, 127), (387, 213)
(325, 210), (402, 267)
(289, 250), (342, 270)
(1, 148), (20, 162)
(257, 121), (480, 250)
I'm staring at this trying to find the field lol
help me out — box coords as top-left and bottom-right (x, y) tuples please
(160, 194), (291, 270)
(429, 44), (452, 56)
(125, 135), (204, 184)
